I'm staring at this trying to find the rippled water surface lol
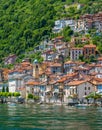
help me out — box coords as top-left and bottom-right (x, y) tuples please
(0, 104), (102, 130)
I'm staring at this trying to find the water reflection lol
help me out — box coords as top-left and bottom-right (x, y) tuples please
(0, 104), (102, 130)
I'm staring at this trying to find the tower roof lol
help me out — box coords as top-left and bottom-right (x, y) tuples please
(33, 59), (38, 64)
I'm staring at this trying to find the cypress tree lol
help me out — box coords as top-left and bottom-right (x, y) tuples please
(2, 86), (5, 92)
(6, 86), (9, 92)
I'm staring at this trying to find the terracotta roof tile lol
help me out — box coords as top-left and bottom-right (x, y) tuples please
(98, 57), (102, 61)
(50, 63), (62, 67)
(21, 62), (31, 67)
(26, 81), (39, 85)
(96, 64), (102, 67)
(64, 61), (74, 64)
(71, 47), (83, 50)
(68, 80), (87, 86)
(57, 73), (78, 83)
(57, 77), (67, 83)
(65, 72), (78, 77)
(84, 44), (96, 48)
(75, 61), (85, 65)
(90, 77), (102, 85)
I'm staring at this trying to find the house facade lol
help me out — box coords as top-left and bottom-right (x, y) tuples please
(41, 50), (57, 61)
(83, 44), (96, 58)
(70, 48), (83, 61)
(97, 57), (102, 64)
(4, 54), (17, 65)
(64, 61), (76, 73)
(50, 63), (62, 74)
(67, 80), (94, 100)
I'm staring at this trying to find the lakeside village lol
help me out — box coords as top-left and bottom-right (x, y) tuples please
(0, 12), (102, 106)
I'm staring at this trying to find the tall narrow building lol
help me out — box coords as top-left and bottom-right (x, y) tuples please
(33, 59), (39, 80)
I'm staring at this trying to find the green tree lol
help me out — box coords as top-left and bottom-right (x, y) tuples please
(0, 0), (101, 65)
(89, 55), (97, 63)
(24, 29), (33, 41)
(79, 54), (84, 61)
(62, 26), (73, 41)
(2, 86), (5, 92)
(86, 92), (101, 104)
(28, 94), (33, 99)
(33, 95), (40, 101)
(6, 86), (9, 92)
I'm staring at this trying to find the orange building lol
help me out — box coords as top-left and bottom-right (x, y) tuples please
(83, 44), (96, 58)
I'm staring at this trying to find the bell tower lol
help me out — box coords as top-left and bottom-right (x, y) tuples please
(59, 53), (64, 73)
(33, 59), (39, 80)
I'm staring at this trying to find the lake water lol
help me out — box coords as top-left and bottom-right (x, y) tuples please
(0, 104), (102, 130)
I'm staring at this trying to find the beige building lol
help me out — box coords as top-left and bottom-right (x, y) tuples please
(26, 81), (40, 99)
(67, 80), (94, 100)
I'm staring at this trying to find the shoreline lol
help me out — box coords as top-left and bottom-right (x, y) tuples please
(1, 100), (102, 108)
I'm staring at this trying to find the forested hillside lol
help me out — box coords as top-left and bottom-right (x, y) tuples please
(0, 0), (102, 64)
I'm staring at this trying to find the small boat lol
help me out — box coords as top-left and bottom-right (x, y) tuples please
(7, 102), (16, 106)
(75, 104), (89, 107)
(37, 101), (43, 105)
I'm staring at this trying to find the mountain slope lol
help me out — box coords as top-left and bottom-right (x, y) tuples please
(0, 0), (102, 64)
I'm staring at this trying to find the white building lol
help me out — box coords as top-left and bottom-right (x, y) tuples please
(67, 80), (94, 100)
(8, 70), (33, 93)
(64, 61), (76, 73)
(53, 20), (66, 33)
(41, 50), (57, 61)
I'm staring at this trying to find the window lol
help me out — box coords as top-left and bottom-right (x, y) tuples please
(53, 70), (55, 73)
(70, 91), (71, 95)
(92, 48), (94, 54)
(36, 65), (38, 69)
(85, 92), (87, 95)
(32, 88), (34, 93)
(88, 87), (90, 90)
(72, 89), (74, 94)
(76, 88), (77, 93)
(86, 48), (88, 54)
(85, 87), (87, 90)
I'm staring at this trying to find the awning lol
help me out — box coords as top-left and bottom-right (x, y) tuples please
(45, 90), (51, 93)
(70, 87), (76, 89)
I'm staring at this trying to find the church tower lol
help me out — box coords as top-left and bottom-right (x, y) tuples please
(33, 59), (39, 80)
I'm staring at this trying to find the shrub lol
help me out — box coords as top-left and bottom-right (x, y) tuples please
(0, 92), (13, 97)
(8, 92), (12, 97)
(28, 94), (33, 99)
(0, 92), (3, 97)
(33, 95), (40, 100)
(13, 92), (20, 97)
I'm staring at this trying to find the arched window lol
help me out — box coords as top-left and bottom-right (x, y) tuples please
(36, 65), (38, 69)
(85, 92), (87, 95)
